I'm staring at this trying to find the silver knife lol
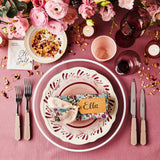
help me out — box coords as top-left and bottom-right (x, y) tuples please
(140, 89), (147, 145)
(130, 79), (137, 145)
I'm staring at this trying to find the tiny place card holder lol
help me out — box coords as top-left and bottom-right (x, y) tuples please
(7, 40), (33, 70)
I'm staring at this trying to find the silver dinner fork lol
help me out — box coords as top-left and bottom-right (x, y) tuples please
(15, 86), (22, 141)
(24, 79), (32, 140)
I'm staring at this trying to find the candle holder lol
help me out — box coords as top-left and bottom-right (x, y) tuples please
(145, 40), (160, 58)
(82, 25), (95, 37)
(0, 32), (7, 48)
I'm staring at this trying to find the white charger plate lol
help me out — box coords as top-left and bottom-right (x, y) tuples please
(32, 59), (126, 152)
(24, 25), (67, 63)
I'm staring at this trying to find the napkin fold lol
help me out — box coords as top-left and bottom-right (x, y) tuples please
(48, 93), (109, 123)
(7, 40), (33, 70)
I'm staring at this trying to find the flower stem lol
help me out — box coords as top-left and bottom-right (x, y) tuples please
(0, 20), (9, 25)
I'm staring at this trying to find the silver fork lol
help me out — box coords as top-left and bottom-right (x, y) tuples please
(15, 86), (22, 141)
(24, 79), (32, 140)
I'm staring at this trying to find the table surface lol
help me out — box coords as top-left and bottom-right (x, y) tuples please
(0, 7), (160, 160)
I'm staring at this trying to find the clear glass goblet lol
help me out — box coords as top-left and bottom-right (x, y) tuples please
(115, 50), (141, 75)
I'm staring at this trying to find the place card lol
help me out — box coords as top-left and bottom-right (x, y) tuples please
(78, 97), (106, 114)
(7, 40), (33, 70)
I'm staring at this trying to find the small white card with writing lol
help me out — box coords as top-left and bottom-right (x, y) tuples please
(7, 40), (33, 70)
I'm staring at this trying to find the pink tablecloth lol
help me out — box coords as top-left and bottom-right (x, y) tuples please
(0, 8), (160, 160)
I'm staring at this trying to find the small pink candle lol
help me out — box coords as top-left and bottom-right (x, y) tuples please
(82, 26), (94, 37)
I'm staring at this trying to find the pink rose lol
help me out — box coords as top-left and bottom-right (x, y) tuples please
(45, 0), (68, 20)
(62, 6), (78, 25)
(99, 3), (115, 21)
(47, 20), (68, 35)
(31, 0), (46, 8)
(30, 8), (48, 28)
(118, 0), (134, 10)
(78, 0), (97, 19)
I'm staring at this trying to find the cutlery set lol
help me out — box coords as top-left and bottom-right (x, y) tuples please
(130, 79), (146, 146)
(15, 79), (32, 141)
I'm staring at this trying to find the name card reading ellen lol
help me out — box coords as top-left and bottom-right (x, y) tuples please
(78, 97), (106, 114)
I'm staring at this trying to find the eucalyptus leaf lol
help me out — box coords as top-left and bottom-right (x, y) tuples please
(10, 0), (16, 7)
(2, 0), (8, 6)
(5, 1), (11, 10)
(0, 8), (8, 18)
(17, 2), (27, 12)
(14, 0), (27, 13)
(7, 6), (17, 18)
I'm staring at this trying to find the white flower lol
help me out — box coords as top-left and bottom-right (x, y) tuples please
(118, 0), (135, 10)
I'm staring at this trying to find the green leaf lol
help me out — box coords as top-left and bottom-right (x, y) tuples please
(2, 0), (8, 6)
(5, 1), (11, 10)
(0, 8), (8, 18)
(100, 1), (110, 7)
(10, 0), (16, 7)
(14, 0), (27, 13)
(136, 2), (144, 8)
(86, 19), (94, 26)
(2, 27), (8, 34)
(7, 6), (17, 18)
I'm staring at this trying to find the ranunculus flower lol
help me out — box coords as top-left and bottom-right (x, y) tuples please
(30, 7), (48, 28)
(31, 0), (46, 8)
(63, 0), (70, 4)
(62, 6), (78, 24)
(99, 3), (115, 21)
(45, 0), (68, 20)
(118, 0), (134, 10)
(47, 20), (67, 35)
(78, 0), (97, 19)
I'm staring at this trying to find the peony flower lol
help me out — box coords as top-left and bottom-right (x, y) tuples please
(78, 0), (97, 19)
(31, 0), (46, 8)
(118, 0), (134, 10)
(45, 0), (68, 20)
(99, 3), (115, 21)
(30, 7), (48, 28)
(47, 20), (68, 35)
(62, 6), (78, 25)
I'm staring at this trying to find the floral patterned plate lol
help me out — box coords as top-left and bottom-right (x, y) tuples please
(32, 59), (126, 152)
(40, 67), (118, 145)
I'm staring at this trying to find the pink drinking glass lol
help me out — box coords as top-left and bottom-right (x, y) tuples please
(91, 36), (117, 62)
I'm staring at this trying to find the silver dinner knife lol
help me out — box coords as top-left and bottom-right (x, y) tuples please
(140, 89), (147, 145)
(130, 79), (137, 145)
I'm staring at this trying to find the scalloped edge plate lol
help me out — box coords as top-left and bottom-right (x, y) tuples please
(32, 59), (126, 152)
